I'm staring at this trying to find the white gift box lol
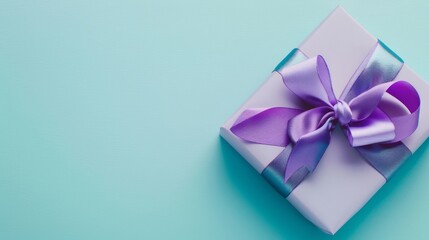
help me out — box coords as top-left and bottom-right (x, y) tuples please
(219, 6), (429, 234)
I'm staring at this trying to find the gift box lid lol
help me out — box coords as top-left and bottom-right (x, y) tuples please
(220, 6), (429, 234)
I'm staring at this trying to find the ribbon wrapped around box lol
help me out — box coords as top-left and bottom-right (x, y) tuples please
(220, 7), (429, 234)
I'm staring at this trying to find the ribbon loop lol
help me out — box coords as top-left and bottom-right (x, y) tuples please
(347, 108), (395, 146)
(281, 56), (337, 107)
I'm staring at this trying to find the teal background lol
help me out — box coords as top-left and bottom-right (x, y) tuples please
(1, 0), (429, 239)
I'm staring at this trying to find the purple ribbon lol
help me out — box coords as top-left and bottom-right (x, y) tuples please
(230, 44), (420, 194)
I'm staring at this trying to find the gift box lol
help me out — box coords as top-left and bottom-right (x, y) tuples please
(219, 7), (429, 234)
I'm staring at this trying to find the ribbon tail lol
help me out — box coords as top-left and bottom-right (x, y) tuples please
(230, 107), (303, 147)
(287, 106), (334, 144)
(284, 119), (332, 187)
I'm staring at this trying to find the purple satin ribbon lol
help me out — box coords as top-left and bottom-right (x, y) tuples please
(230, 42), (420, 194)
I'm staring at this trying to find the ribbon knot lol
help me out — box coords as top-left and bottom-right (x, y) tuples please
(230, 46), (420, 194)
(333, 100), (352, 125)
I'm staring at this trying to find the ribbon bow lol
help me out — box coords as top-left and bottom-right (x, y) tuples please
(231, 46), (420, 194)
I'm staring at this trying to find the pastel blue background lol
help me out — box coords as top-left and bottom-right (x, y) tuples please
(1, 0), (429, 239)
